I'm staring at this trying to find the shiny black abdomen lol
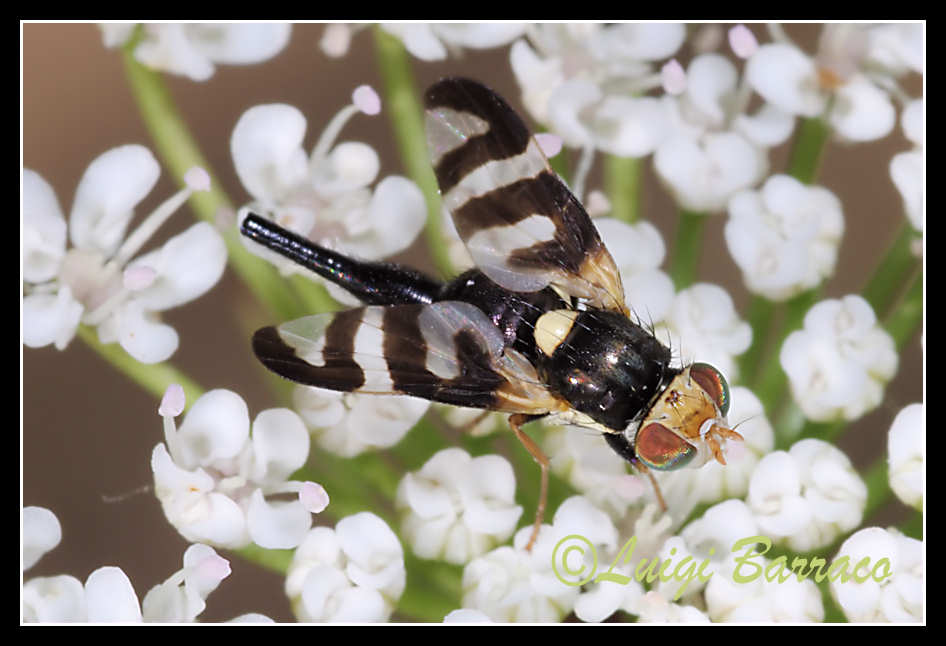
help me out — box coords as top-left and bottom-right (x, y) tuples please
(537, 310), (677, 431)
(439, 269), (569, 362)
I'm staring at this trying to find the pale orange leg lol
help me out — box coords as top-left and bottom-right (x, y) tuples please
(509, 413), (549, 552)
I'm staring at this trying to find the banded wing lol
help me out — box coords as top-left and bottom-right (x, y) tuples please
(425, 77), (628, 314)
(252, 301), (560, 414)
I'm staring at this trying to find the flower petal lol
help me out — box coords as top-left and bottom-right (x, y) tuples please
(22, 506), (62, 571)
(246, 489), (312, 549)
(69, 145), (160, 256)
(22, 286), (83, 350)
(231, 104), (309, 202)
(127, 222), (227, 311)
(85, 567), (142, 622)
(23, 170), (67, 283)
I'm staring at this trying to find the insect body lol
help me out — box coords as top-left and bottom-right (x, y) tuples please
(241, 78), (741, 550)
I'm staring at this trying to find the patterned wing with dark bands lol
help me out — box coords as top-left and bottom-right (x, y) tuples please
(251, 301), (558, 413)
(424, 77), (627, 313)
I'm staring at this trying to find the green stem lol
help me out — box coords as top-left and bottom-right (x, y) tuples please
(120, 44), (302, 322)
(77, 325), (204, 406)
(787, 117), (830, 184)
(882, 267), (923, 349)
(670, 210), (705, 290)
(372, 27), (453, 280)
(754, 289), (820, 421)
(604, 155), (641, 224)
(739, 296), (776, 385)
(862, 458), (890, 521)
(861, 223), (919, 320)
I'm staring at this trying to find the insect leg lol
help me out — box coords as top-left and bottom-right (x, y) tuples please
(509, 413), (549, 552)
(241, 213), (443, 305)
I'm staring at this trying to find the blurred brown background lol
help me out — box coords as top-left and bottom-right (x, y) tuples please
(22, 23), (922, 623)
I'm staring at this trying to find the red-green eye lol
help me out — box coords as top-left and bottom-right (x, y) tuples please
(690, 363), (730, 416)
(636, 423), (697, 471)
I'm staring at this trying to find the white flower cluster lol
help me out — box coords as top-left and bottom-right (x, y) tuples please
(747, 439), (867, 552)
(461, 496), (616, 622)
(396, 448), (522, 565)
(725, 174), (844, 301)
(23, 506), (268, 622)
(100, 23), (291, 81)
(830, 527), (923, 622)
(781, 295), (898, 422)
(285, 512), (406, 622)
(23, 146), (226, 364)
(231, 85), (426, 302)
(151, 386), (328, 551)
(511, 24), (686, 159)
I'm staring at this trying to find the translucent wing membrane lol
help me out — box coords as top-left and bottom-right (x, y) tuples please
(424, 77), (628, 313)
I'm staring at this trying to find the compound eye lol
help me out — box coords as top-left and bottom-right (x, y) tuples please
(636, 422), (697, 471)
(690, 362), (731, 416)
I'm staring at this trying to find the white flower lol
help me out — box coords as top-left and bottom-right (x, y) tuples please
(574, 504), (673, 622)
(652, 387), (775, 511)
(293, 385), (430, 458)
(654, 131), (768, 213)
(285, 512), (406, 622)
(510, 24), (684, 156)
(231, 89), (426, 277)
(651, 499), (759, 603)
(22, 506), (62, 571)
(745, 27), (896, 142)
(654, 283), (752, 381)
(151, 386), (326, 550)
(543, 424), (648, 521)
(139, 544), (233, 622)
(511, 24), (685, 125)
(634, 591), (711, 623)
(780, 295), (898, 422)
(545, 78), (671, 157)
(887, 403), (924, 510)
(462, 496), (616, 622)
(725, 174), (844, 301)
(379, 23), (526, 61)
(890, 98), (924, 231)
(23, 149), (223, 364)
(396, 448), (523, 565)
(664, 52), (794, 149)
(830, 527), (922, 622)
(865, 23), (923, 77)
(747, 439), (866, 551)
(22, 534), (249, 623)
(100, 23), (291, 81)
(672, 501), (822, 622)
(704, 550), (824, 622)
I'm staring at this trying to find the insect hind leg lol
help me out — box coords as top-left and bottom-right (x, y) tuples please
(241, 213), (443, 305)
(509, 413), (550, 552)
